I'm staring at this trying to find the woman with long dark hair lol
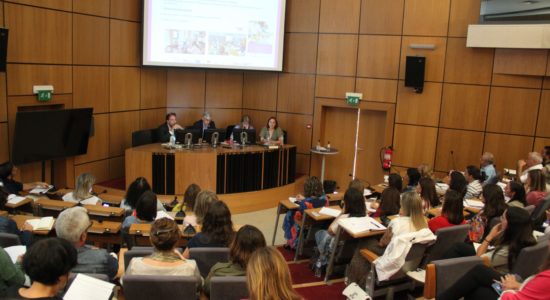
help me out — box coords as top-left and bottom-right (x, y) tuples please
(428, 190), (465, 233)
(504, 181), (527, 208)
(417, 177), (439, 211)
(449, 171), (468, 198)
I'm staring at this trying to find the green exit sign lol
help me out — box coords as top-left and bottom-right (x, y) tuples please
(37, 90), (52, 101)
(345, 92), (362, 106)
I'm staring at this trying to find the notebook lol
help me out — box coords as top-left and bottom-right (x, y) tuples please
(338, 217), (386, 234)
(7, 194), (27, 205)
(319, 207), (341, 217)
(26, 217), (55, 231)
(29, 185), (53, 194)
(80, 196), (100, 206)
(4, 245), (26, 264)
(464, 199), (484, 209)
(64, 273), (115, 300)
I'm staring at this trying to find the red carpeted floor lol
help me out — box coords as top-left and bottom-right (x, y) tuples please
(295, 282), (347, 300)
(276, 245), (296, 262)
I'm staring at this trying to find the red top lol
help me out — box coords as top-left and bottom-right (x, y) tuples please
(501, 270), (550, 300)
(526, 191), (548, 206)
(428, 215), (466, 233)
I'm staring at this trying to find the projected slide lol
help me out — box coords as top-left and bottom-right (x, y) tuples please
(143, 0), (286, 71)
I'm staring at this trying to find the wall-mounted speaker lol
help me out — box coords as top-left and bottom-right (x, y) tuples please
(0, 28), (8, 72)
(405, 56), (425, 93)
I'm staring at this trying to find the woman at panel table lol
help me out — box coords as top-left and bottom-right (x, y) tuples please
(0, 161), (49, 195)
(62, 173), (102, 205)
(259, 116), (284, 145)
(230, 115), (254, 141)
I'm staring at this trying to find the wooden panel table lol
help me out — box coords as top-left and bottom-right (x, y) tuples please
(4, 197), (32, 210)
(34, 199), (77, 217)
(11, 215), (55, 236)
(83, 205), (125, 222)
(87, 220), (122, 247)
(0, 210), (7, 217)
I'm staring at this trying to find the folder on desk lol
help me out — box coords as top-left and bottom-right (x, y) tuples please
(338, 217), (386, 234)
(7, 194), (27, 205)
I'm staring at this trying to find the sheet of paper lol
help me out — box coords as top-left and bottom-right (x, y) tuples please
(29, 185), (53, 194)
(363, 189), (372, 197)
(4, 245), (26, 264)
(155, 210), (175, 220)
(288, 197), (297, 203)
(64, 273), (115, 300)
(338, 217), (386, 234)
(80, 197), (100, 205)
(7, 194), (27, 205)
(365, 201), (377, 213)
(319, 207), (341, 217)
(464, 199), (484, 208)
(342, 282), (371, 300)
(26, 217), (54, 231)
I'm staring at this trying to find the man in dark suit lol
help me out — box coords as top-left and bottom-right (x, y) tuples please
(193, 111), (216, 138)
(157, 112), (183, 143)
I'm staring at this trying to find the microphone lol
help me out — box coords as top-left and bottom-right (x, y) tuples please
(185, 132), (192, 148)
(211, 132), (219, 147)
(240, 131), (248, 146)
(450, 150), (457, 171)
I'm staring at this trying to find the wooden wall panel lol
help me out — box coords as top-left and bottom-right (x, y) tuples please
(277, 73), (315, 114)
(484, 133), (534, 170)
(0, 73), (6, 122)
(360, 0), (404, 35)
(435, 129), (484, 172)
(140, 68), (167, 109)
(109, 111), (139, 157)
(317, 34), (358, 76)
(109, 67), (140, 112)
(8, 0), (71, 10)
(315, 75), (355, 99)
(284, 33), (318, 73)
(319, 0), (360, 33)
(75, 159), (110, 184)
(392, 124), (438, 168)
(357, 35), (401, 79)
(396, 81), (442, 126)
(74, 114), (109, 165)
(110, 19), (140, 66)
(355, 78), (397, 103)
(544, 77), (550, 90)
(403, 0), (450, 37)
(109, 156), (125, 180)
(536, 90), (550, 137)
(167, 69), (205, 108)
(296, 154), (311, 175)
(206, 108), (242, 131)
(73, 0), (110, 17)
(167, 108), (203, 128)
(285, 0), (320, 33)
(73, 66), (109, 113)
(242, 72), (277, 111)
(73, 14), (109, 65)
(493, 49), (548, 76)
(205, 71), (243, 108)
(486, 87), (540, 136)
(440, 84), (489, 131)
(0, 123), (9, 163)
(110, 0), (141, 22)
(534, 137), (550, 153)
(400, 36), (447, 82)
(492, 74), (543, 89)
(0, 1), (4, 26)
(140, 108), (165, 130)
(444, 38), (493, 85)
(7, 64), (72, 96)
(448, 0), (481, 37)
(5, 3), (71, 64)
(276, 113), (313, 154)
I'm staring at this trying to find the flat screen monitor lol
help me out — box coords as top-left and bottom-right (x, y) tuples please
(232, 128), (256, 145)
(142, 0), (286, 71)
(175, 128), (201, 145)
(12, 108), (93, 164)
(203, 128), (226, 145)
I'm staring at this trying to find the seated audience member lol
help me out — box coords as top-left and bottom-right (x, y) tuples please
(247, 247), (302, 300)
(183, 200), (234, 258)
(260, 116), (284, 145)
(193, 190), (218, 225)
(546, 209), (550, 236)
(55, 207), (118, 280)
(193, 112), (216, 137)
(404, 168), (421, 192)
(0, 247), (25, 297)
(438, 209), (545, 300)
(468, 184), (508, 244)
(465, 165), (484, 199)
(121, 177), (165, 213)
(417, 177), (439, 211)
(371, 187), (401, 218)
(388, 173), (403, 192)
(0, 189), (33, 246)
(283, 176), (327, 249)
(6, 238), (77, 300)
(0, 161), (49, 195)
(157, 112), (183, 143)
(418, 163), (434, 179)
(125, 218), (200, 281)
(314, 188), (366, 268)
(428, 190), (466, 233)
(347, 192), (428, 286)
(518, 152), (544, 183)
(122, 190), (158, 233)
(62, 173), (101, 205)
(504, 181), (527, 208)
(203, 225), (266, 295)
(526, 169), (547, 207)
(172, 183), (201, 226)
(449, 171), (468, 198)
(480, 152), (497, 185)
(348, 178), (365, 194)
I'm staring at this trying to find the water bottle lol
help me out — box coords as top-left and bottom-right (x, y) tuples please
(169, 134), (176, 146)
(327, 141), (331, 151)
(314, 259), (322, 278)
(316, 140), (321, 151)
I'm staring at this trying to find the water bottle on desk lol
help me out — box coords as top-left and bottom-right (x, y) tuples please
(169, 134), (176, 146)
(316, 140), (321, 151)
(327, 141), (331, 151)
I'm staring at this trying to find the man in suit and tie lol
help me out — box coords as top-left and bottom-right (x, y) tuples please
(157, 112), (183, 143)
(193, 111), (216, 138)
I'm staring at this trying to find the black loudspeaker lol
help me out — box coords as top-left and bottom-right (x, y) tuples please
(0, 28), (7, 72)
(405, 56), (425, 93)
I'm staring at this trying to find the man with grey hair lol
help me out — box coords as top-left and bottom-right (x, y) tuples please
(193, 111), (216, 138)
(480, 152), (496, 185)
(55, 206), (118, 280)
(518, 152), (544, 183)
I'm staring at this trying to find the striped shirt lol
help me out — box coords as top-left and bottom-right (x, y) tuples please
(465, 180), (482, 199)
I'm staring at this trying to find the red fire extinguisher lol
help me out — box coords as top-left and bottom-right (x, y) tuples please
(380, 146), (393, 171)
